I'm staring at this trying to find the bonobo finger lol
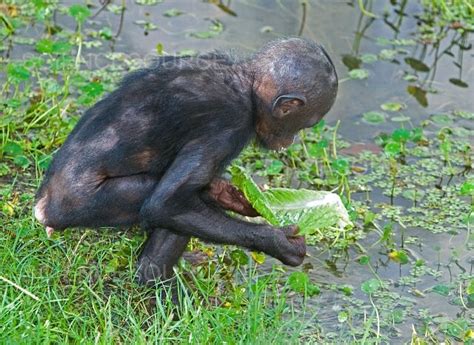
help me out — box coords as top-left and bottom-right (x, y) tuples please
(271, 225), (306, 267)
(207, 178), (259, 217)
(227, 184), (259, 217)
(281, 224), (301, 237)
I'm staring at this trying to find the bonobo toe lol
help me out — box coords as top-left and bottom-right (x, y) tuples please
(136, 255), (166, 286)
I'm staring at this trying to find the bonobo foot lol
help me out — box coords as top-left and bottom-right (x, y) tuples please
(136, 229), (190, 285)
(136, 252), (172, 286)
(273, 225), (306, 267)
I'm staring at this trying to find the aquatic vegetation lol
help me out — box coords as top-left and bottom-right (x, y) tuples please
(0, 0), (472, 343)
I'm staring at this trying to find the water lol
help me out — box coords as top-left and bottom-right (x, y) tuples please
(69, 0), (473, 340)
(8, 0), (473, 340)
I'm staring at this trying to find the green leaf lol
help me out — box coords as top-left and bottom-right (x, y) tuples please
(381, 102), (405, 112)
(391, 128), (410, 143)
(404, 57), (430, 72)
(338, 311), (348, 323)
(266, 160), (284, 175)
(410, 128), (424, 142)
(407, 85), (428, 107)
(191, 20), (223, 39)
(156, 43), (164, 55)
(51, 41), (72, 55)
(358, 255), (370, 265)
(466, 280), (474, 295)
(388, 250), (409, 264)
(36, 39), (71, 55)
(362, 111), (386, 125)
(230, 166), (280, 225)
(361, 53), (377, 63)
(3, 142), (23, 156)
(379, 49), (398, 60)
(230, 167), (352, 236)
(308, 140), (328, 157)
(402, 189), (425, 201)
(331, 158), (350, 175)
(348, 68), (369, 80)
(37, 154), (52, 171)
(36, 38), (54, 53)
(287, 272), (320, 296)
(99, 27), (113, 40)
(13, 155), (31, 169)
(384, 141), (401, 156)
(230, 249), (249, 266)
(163, 8), (183, 17)
(460, 181), (474, 196)
(69, 5), (91, 23)
(361, 279), (381, 294)
(250, 251), (265, 264)
(341, 54), (361, 70)
(177, 49), (198, 57)
(135, 0), (163, 4)
(81, 81), (104, 97)
(7, 64), (30, 82)
(449, 78), (468, 88)
(431, 113), (453, 126)
(432, 284), (450, 296)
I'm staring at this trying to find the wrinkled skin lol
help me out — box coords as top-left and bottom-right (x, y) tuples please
(34, 38), (338, 287)
(207, 178), (259, 217)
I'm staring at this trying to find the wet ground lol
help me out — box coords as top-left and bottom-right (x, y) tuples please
(3, 0), (473, 341)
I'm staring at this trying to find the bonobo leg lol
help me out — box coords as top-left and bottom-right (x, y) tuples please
(136, 179), (259, 285)
(35, 173), (158, 230)
(140, 142), (306, 267)
(136, 229), (190, 285)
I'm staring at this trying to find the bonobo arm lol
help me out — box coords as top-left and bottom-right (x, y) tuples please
(139, 139), (305, 267)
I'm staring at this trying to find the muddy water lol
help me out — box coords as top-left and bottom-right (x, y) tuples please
(40, 0), (474, 340)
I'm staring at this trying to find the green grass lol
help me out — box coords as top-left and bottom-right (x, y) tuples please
(0, 226), (310, 344)
(1, 1), (473, 343)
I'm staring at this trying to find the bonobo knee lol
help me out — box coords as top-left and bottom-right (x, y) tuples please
(34, 195), (66, 229)
(139, 200), (169, 230)
(34, 190), (84, 230)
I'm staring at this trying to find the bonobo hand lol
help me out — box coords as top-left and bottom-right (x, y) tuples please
(208, 178), (260, 217)
(271, 225), (306, 266)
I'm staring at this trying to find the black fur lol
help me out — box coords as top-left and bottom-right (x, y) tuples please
(35, 38), (338, 286)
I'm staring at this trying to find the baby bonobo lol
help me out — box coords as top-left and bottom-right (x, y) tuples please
(35, 38), (338, 285)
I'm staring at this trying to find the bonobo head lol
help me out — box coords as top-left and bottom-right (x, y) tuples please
(249, 38), (338, 150)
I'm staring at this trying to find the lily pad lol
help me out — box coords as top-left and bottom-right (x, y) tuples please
(349, 68), (369, 80)
(431, 113), (453, 126)
(362, 111), (387, 125)
(361, 279), (381, 294)
(381, 102), (405, 112)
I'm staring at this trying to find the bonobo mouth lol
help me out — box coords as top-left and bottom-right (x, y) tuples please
(258, 135), (296, 151)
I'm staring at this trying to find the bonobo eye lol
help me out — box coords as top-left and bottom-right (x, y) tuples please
(272, 94), (306, 119)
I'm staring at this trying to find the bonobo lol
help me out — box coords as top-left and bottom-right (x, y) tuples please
(34, 38), (338, 285)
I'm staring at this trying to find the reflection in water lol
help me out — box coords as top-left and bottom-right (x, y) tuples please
(5, 1), (471, 340)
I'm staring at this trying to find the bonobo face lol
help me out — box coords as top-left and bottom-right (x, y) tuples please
(256, 92), (333, 150)
(251, 38), (338, 151)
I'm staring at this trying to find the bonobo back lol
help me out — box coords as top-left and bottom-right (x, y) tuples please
(35, 38), (338, 287)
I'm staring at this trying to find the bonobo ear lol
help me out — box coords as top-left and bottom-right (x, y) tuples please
(272, 94), (307, 119)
